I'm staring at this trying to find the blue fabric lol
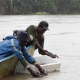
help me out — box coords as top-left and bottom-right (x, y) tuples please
(0, 36), (36, 64)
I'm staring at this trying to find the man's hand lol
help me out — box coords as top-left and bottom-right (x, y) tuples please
(34, 63), (48, 76)
(47, 52), (59, 58)
(27, 67), (43, 77)
(40, 69), (48, 76)
(41, 50), (59, 58)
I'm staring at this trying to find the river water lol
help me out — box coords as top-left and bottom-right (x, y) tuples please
(0, 15), (80, 80)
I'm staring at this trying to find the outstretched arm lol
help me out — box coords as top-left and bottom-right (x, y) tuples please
(34, 41), (47, 55)
(34, 41), (59, 58)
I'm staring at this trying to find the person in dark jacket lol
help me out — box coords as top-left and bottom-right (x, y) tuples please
(0, 31), (47, 77)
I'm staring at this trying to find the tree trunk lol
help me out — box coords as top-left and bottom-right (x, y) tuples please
(10, 0), (13, 14)
(0, 1), (1, 14)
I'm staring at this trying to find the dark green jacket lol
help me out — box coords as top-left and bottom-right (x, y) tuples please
(26, 25), (44, 54)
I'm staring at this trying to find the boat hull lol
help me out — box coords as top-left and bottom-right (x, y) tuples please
(0, 45), (34, 79)
(0, 55), (18, 79)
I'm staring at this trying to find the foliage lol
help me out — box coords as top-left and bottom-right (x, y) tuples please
(0, 0), (80, 15)
(34, 12), (50, 15)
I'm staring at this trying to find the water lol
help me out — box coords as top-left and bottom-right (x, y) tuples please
(0, 15), (80, 80)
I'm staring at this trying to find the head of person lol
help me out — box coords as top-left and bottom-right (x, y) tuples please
(37, 21), (49, 35)
(17, 31), (29, 47)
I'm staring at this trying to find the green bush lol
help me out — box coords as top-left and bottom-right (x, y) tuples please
(34, 12), (50, 15)
(15, 9), (20, 14)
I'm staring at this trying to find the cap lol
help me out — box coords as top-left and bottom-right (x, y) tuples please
(38, 21), (49, 30)
(17, 31), (29, 42)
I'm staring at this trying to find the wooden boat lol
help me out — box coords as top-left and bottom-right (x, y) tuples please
(0, 54), (18, 79)
(0, 44), (61, 79)
(0, 45), (34, 79)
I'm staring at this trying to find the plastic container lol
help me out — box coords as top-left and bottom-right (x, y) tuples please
(15, 55), (61, 74)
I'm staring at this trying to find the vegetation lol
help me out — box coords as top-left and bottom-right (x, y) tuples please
(34, 12), (50, 15)
(0, 0), (80, 15)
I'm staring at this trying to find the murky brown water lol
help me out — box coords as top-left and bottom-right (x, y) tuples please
(2, 71), (61, 80)
(0, 15), (80, 80)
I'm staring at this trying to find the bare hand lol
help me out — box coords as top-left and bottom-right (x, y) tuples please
(32, 71), (43, 77)
(47, 52), (59, 58)
(40, 69), (48, 76)
(27, 67), (43, 77)
(35, 63), (48, 76)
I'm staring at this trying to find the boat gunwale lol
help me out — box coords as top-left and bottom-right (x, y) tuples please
(0, 45), (34, 63)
